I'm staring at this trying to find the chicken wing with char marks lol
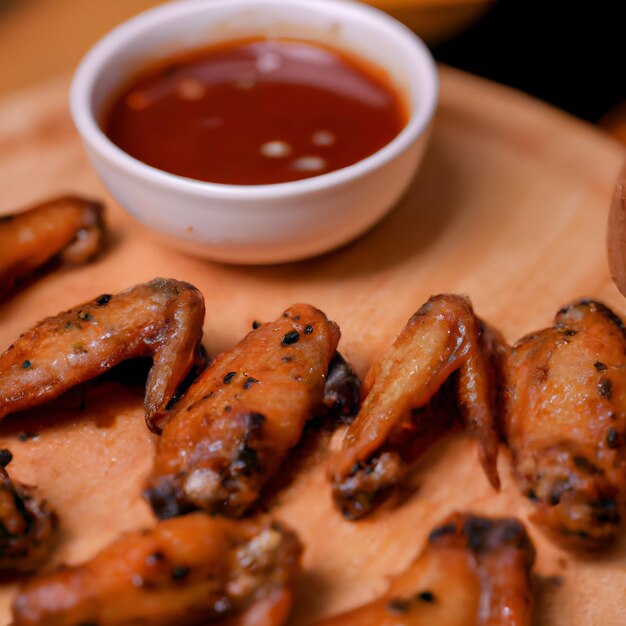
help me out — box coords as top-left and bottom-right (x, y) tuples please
(0, 196), (104, 298)
(503, 299), (626, 549)
(12, 514), (301, 626)
(0, 278), (205, 432)
(146, 304), (351, 519)
(315, 512), (535, 626)
(0, 449), (57, 574)
(328, 294), (502, 520)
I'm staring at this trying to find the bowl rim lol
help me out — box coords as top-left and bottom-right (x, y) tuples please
(70, 0), (439, 200)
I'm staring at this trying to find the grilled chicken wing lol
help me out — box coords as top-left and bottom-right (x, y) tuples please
(328, 294), (501, 520)
(503, 299), (626, 549)
(12, 514), (301, 626)
(0, 196), (104, 297)
(0, 449), (57, 574)
(0, 278), (205, 431)
(315, 513), (535, 626)
(146, 304), (342, 519)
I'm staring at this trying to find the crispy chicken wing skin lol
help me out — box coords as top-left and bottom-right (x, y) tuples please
(146, 304), (341, 518)
(0, 449), (58, 574)
(328, 294), (501, 520)
(0, 278), (205, 432)
(0, 196), (104, 297)
(315, 513), (535, 626)
(503, 299), (626, 549)
(12, 514), (301, 626)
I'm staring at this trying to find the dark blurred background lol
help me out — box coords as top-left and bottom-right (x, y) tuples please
(432, 0), (624, 123)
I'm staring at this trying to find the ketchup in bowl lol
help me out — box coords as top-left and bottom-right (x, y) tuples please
(104, 39), (407, 186)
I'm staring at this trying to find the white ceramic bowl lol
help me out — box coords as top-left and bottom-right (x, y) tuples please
(70, 0), (438, 264)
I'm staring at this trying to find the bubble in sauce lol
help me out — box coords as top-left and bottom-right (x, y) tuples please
(260, 141), (292, 159)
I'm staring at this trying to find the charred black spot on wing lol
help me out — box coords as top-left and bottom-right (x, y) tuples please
(144, 480), (194, 520)
(0, 468), (58, 572)
(589, 499), (620, 525)
(229, 412), (266, 478)
(386, 598), (410, 615)
(243, 412), (266, 432)
(463, 515), (529, 553)
(559, 299), (626, 333)
(232, 444), (261, 477)
(322, 352), (362, 424)
(428, 521), (457, 543)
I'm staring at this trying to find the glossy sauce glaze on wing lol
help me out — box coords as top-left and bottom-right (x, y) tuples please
(315, 513), (535, 626)
(146, 304), (343, 518)
(328, 294), (502, 520)
(0, 278), (206, 431)
(503, 299), (626, 549)
(12, 514), (301, 626)
(0, 196), (104, 298)
(0, 449), (58, 574)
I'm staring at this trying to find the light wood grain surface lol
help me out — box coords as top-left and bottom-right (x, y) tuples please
(0, 67), (625, 624)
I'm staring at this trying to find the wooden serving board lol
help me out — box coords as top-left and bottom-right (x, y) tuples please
(0, 67), (625, 625)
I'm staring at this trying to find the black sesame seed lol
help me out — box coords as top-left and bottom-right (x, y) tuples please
(417, 591), (436, 603)
(223, 371), (236, 384)
(95, 294), (112, 306)
(0, 449), (13, 467)
(594, 361), (608, 371)
(243, 377), (259, 390)
(252, 320), (261, 329)
(281, 355), (295, 362)
(171, 566), (190, 581)
(78, 310), (91, 321)
(599, 379), (613, 399)
(224, 405), (232, 413)
(304, 325), (314, 334)
(282, 330), (300, 346)
(22, 360), (31, 369)
(606, 427), (620, 449)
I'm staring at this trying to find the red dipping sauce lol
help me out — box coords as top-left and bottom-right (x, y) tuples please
(104, 39), (407, 186)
